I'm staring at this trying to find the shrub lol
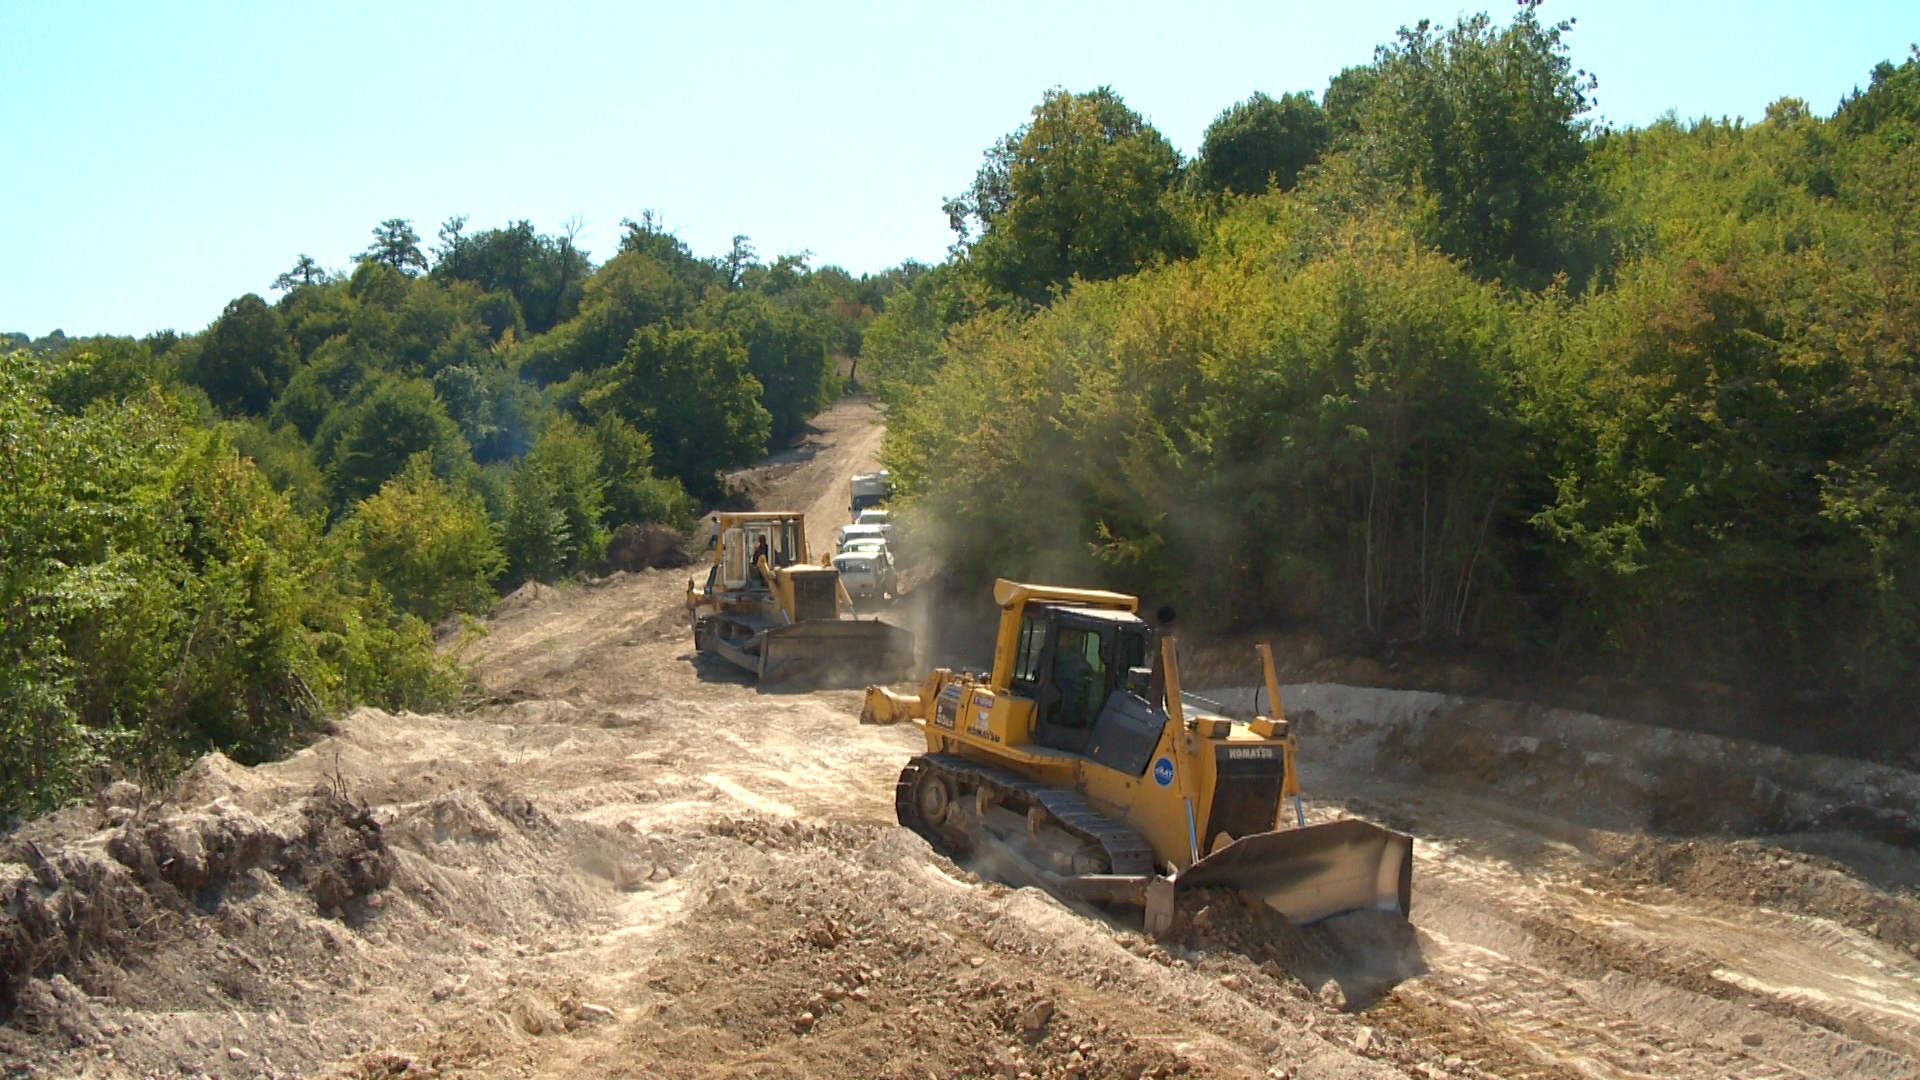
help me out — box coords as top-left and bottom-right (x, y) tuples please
(593, 414), (695, 531)
(0, 352), (461, 818)
(350, 454), (505, 622)
(504, 415), (607, 582)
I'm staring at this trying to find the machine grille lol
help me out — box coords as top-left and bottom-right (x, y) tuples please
(1207, 744), (1285, 843)
(792, 571), (839, 623)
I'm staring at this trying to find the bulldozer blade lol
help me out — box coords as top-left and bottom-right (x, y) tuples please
(1171, 818), (1412, 928)
(759, 619), (917, 688)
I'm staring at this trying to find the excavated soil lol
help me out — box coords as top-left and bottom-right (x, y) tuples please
(4, 398), (1919, 1080)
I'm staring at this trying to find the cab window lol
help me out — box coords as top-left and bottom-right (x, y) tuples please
(1012, 615), (1047, 685)
(776, 521), (802, 565)
(721, 529), (747, 588)
(1049, 626), (1107, 729)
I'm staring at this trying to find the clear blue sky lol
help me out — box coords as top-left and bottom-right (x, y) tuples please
(2, 1), (1913, 337)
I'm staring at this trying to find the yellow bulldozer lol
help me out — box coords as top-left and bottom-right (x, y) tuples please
(862, 579), (1411, 932)
(689, 511), (916, 686)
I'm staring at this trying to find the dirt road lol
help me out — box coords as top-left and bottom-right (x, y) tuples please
(5, 398), (1918, 1080)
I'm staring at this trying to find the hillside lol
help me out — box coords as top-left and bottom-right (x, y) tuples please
(4, 400), (1918, 1080)
(6, 9), (1920, 1079)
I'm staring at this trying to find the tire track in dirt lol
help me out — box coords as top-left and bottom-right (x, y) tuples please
(1279, 765), (1920, 1078)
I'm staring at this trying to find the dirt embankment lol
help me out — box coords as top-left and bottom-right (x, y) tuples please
(4, 398), (1919, 1080)
(1198, 680), (1920, 1074)
(1174, 631), (1920, 773)
(1197, 683), (1920, 851)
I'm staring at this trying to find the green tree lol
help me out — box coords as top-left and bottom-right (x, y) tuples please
(1520, 252), (1919, 693)
(593, 413), (695, 529)
(505, 415), (608, 582)
(1323, 65), (1381, 136)
(1193, 91), (1331, 195)
(431, 217), (592, 333)
(884, 219), (1518, 633)
(521, 237), (715, 384)
(269, 362), (341, 440)
(433, 362), (551, 465)
(584, 326), (770, 495)
(861, 262), (975, 400)
(359, 218), (428, 276)
(947, 87), (1195, 305)
(191, 293), (294, 415)
(229, 418), (328, 516)
(1835, 49), (1920, 139)
(318, 375), (471, 507)
(350, 453), (504, 622)
(715, 291), (837, 444)
(45, 339), (164, 413)
(348, 260), (410, 308)
(0, 352), (459, 817)
(1349, 3), (1596, 281)
(271, 254), (329, 292)
(722, 234), (756, 289)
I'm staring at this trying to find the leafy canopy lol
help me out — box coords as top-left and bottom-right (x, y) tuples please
(946, 87), (1195, 305)
(189, 293), (294, 416)
(1349, 2), (1597, 282)
(350, 452), (505, 623)
(316, 375), (471, 508)
(1193, 91), (1331, 195)
(882, 30), (1920, 754)
(584, 325), (771, 496)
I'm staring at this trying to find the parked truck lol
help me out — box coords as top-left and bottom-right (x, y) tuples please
(849, 470), (892, 520)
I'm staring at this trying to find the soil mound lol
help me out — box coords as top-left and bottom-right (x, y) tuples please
(601, 523), (690, 572)
(0, 782), (389, 1024)
(489, 580), (556, 619)
(1160, 887), (1426, 1010)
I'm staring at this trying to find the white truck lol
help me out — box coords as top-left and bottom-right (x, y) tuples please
(849, 470), (892, 520)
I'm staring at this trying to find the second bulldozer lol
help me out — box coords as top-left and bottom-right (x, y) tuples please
(863, 579), (1411, 931)
(689, 511), (916, 687)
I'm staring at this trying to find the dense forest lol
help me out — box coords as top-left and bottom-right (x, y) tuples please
(1, 215), (912, 815)
(6, 2), (1918, 816)
(869, 10), (1920, 757)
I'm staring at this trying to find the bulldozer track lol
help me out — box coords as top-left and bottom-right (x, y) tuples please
(897, 753), (1158, 877)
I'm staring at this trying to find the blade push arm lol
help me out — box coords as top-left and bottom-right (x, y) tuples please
(1256, 642), (1304, 827)
(859, 668), (954, 725)
(1160, 636), (1202, 867)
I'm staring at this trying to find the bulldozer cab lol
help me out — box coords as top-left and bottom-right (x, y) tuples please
(715, 514), (807, 592)
(1012, 605), (1155, 755)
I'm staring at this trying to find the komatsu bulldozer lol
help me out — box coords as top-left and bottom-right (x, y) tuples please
(689, 511), (916, 686)
(861, 579), (1411, 931)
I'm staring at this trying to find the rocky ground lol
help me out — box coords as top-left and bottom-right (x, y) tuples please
(4, 399), (1918, 1080)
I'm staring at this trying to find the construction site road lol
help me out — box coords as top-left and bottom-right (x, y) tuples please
(4, 398), (1918, 1080)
